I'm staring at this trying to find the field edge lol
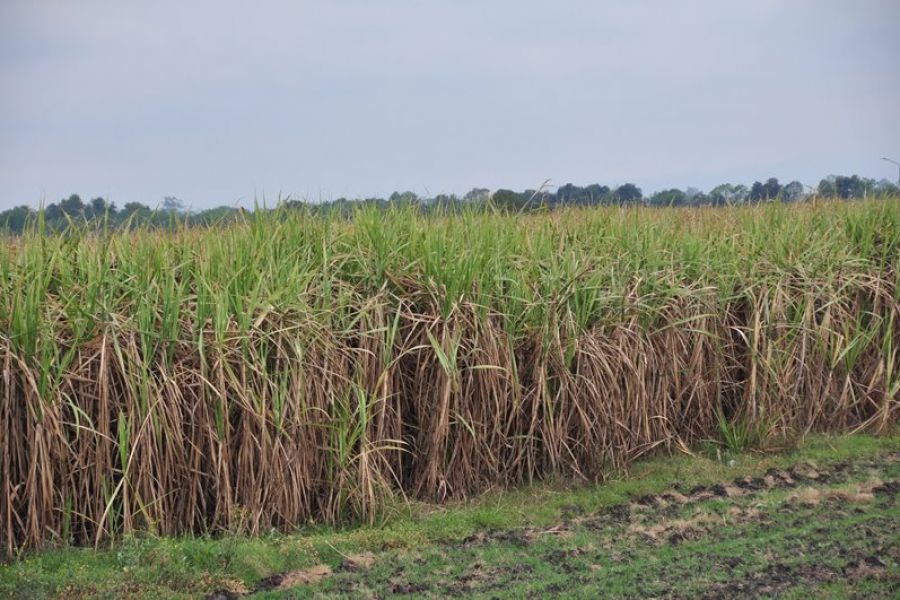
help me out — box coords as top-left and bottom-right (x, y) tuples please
(2, 431), (898, 599)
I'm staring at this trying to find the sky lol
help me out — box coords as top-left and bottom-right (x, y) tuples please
(1, 1), (898, 211)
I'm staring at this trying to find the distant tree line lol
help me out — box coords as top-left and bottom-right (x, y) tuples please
(0, 195), (241, 234)
(2, 174), (897, 234)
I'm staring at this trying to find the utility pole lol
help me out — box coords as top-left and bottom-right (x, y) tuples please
(883, 157), (900, 186)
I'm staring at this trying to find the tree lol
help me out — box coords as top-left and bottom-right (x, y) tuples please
(521, 189), (550, 209)
(59, 194), (85, 215)
(121, 202), (152, 225)
(584, 184), (611, 204)
(491, 189), (526, 211)
(192, 206), (238, 225)
(90, 197), (106, 215)
(835, 175), (862, 199)
(709, 184), (740, 205)
(614, 183), (642, 204)
(0, 205), (31, 233)
(817, 175), (877, 199)
(684, 187), (708, 205)
(388, 191), (419, 206)
(162, 196), (185, 212)
(875, 179), (900, 196)
(556, 183), (611, 206)
(649, 188), (687, 207)
(782, 181), (804, 202)
(818, 177), (836, 197)
(749, 178), (782, 201)
(556, 183), (584, 205)
(749, 181), (766, 201)
(87, 196), (116, 219)
(763, 178), (782, 200)
(431, 194), (462, 213)
(463, 188), (490, 203)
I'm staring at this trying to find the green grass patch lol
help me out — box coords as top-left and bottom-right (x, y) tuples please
(2, 432), (897, 599)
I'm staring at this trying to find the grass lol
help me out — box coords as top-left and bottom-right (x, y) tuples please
(1, 199), (899, 552)
(1, 432), (896, 598)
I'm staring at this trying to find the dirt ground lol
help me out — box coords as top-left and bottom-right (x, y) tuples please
(207, 450), (899, 599)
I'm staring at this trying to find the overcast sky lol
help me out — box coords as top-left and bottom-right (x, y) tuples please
(1, 1), (898, 210)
